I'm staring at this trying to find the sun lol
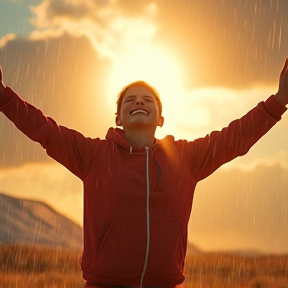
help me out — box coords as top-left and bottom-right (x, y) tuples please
(108, 45), (183, 116)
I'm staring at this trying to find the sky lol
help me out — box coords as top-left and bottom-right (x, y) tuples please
(0, 0), (288, 253)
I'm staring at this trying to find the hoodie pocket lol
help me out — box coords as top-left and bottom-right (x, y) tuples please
(94, 215), (184, 277)
(95, 215), (147, 275)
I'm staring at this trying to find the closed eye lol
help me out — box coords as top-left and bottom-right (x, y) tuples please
(144, 96), (154, 103)
(123, 95), (155, 103)
(124, 96), (135, 102)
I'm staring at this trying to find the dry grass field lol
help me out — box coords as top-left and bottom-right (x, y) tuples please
(0, 245), (84, 288)
(184, 253), (288, 288)
(1, 245), (288, 288)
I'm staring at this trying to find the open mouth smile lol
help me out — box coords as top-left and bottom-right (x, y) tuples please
(130, 109), (149, 115)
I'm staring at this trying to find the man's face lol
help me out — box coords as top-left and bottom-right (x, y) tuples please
(116, 85), (163, 130)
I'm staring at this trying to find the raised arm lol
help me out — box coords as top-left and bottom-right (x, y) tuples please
(178, 59), (288, 182)
(0, 65), (96, 180)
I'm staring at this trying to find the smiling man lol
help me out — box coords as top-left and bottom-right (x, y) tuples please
(115, 81), (164, 148)
(0, 60), (288, 288)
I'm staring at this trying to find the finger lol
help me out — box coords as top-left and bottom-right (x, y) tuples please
(0, 65), (2, 82)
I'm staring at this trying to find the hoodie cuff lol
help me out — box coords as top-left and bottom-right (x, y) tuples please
(263, 95), (287, 119)
(0, 86), (15, 109)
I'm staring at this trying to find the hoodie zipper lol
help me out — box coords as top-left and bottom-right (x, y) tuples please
(140, 147), (151, 287)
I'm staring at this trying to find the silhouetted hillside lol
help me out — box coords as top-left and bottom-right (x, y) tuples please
(0, 192), (82, 249)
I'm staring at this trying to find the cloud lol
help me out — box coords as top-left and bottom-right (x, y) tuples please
(29, 0), (158, 60)
(222, 150), (288, 172)
(2, 0), (288, 89)
(0, 34), (16, 48)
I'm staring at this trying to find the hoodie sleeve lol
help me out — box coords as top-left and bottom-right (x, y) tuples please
(0, 87), (97, 180)
(177, 95), (287, 182)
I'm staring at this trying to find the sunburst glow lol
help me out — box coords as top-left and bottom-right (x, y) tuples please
(109, 45), (184, 115)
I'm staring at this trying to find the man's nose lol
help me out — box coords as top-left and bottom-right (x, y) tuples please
(136, 100), (144, 105)
(135, 97), (144, 105)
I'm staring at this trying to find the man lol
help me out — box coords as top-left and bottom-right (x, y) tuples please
(0, 59), (287, 288)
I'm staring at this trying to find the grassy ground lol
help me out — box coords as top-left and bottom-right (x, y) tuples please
(0, 244), (84, 288)
(1, 245), (288, 288)
(184, 253), (288, 288)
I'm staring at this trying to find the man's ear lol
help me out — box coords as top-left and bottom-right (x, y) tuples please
(158, 116), (164, 127)
(115, 116), (122, 126)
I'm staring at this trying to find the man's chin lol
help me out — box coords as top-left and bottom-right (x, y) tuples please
(127, 120), (156, 129)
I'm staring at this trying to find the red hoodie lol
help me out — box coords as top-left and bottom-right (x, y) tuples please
(0, 87), (286, 287)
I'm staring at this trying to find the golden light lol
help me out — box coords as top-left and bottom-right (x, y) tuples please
(108, 45), (183, 116)
(107, 45), (205, 140)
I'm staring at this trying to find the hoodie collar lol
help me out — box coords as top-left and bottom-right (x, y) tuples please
(105, 127), (175, 153)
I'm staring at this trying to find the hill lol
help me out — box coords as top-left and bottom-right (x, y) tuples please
(0, 192), (82, 249)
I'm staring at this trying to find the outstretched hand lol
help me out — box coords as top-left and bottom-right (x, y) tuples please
(275, 58), (288, 106)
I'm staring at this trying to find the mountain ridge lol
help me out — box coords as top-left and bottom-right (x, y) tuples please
(0, 192), (82, 249)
